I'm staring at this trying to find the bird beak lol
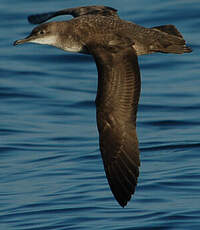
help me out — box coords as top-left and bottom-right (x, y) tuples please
(13, 35), (34, 46)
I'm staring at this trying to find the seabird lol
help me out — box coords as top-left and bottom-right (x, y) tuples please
(13, 5), (192, 207)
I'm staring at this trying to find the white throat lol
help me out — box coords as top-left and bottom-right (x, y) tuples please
(30, 35), (58, 46)
(30, 34), (87, 53)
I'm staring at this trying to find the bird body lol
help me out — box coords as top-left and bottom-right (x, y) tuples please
(14, 5), (192, 207)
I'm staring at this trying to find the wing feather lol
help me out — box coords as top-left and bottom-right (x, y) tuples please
(28, 5), (118, 24)
(88, 42), (141, 207)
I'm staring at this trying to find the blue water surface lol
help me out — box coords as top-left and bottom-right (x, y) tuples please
(1, 0), (200, 229)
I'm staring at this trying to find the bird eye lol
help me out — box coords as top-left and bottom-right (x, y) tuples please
(39, 30), (45, 35)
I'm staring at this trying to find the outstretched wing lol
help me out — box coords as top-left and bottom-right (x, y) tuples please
(88, 40), (141, 207)
(28, 5), (118, 24)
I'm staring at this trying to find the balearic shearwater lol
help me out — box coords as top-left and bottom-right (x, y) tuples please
(13, 5), (192, 207)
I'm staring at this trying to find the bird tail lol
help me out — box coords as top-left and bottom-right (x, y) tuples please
(151, 24), (192, 54)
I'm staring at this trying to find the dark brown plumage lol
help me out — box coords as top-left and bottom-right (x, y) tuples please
(13, 5), (192, 207)
(88, 40), (141, 207)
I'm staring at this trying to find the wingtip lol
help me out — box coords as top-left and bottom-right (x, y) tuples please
(28, 14), (41, 24)
(118, 199), (128, 208)
(27, 12), (55, 24)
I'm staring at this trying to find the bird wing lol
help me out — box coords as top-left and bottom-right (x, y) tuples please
(28, 5), (118, 24)
(87, 39), (141, 207)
